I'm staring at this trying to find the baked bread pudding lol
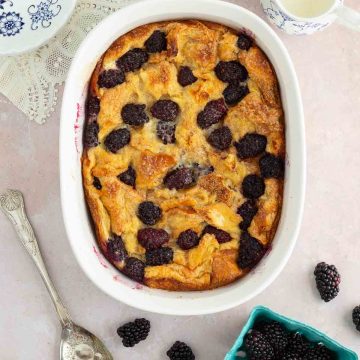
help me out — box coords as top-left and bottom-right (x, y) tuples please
(82, 20), (285, 291)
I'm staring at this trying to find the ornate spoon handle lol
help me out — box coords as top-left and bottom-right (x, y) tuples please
(0, 189), (73, 328)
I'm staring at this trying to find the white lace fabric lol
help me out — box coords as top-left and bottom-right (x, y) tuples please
(0, 0), (135, 124)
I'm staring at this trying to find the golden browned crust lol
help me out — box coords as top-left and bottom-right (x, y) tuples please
(82, 20), (285, 291)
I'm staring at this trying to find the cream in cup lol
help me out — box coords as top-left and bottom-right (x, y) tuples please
(261, 0), (360, 35)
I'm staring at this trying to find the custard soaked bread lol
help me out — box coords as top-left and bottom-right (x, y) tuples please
(82, 20), (285, 290)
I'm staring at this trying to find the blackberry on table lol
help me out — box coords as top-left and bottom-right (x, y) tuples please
(116, 48), (149, 73)
(92, 176), (102, 190)
(237, 33), (253, 50)
(245, 330), (274, 360)
(242, 174), (265, 199)
(257, 321), (288, 356)
(207, 126), (233, 150)
(202, 225), (232, 244)
(118, 166), (136, 187)
(84, 122), (99, 148)
(234, 133), (267, 160)
(97, 69), (125, 88)
(146, 247), (173, 266)
(151, 99), (180, 121)
(314, 262), (341, 302)
(197, 98), (228, 129)
(164, 167), (195, 190)
(137, 201), (162, 225)
(123, 257), (145, 283)
(117, 318), (150, 347)
(237, 231), (265, 269)
(215, 60), (248, 83)
(260, 153), (285, 179)
(137, 228), (169, 250)
(121, 103), (149, 126)
(166, 341), (195, 360)
(178, 66), (197, 87)
(157, 121), (176, 144)
(107, 235), (127, 262)
(177, 229), (199, 250)
(237, 200), (258, 230)
(104, 128), (130, 153)
(145, 30), (167, 53)
(352, 305), (360, 331)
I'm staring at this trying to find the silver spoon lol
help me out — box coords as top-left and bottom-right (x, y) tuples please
(0, 189), (113, 360)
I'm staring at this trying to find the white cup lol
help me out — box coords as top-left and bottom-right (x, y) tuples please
(261, 0), (360, 35)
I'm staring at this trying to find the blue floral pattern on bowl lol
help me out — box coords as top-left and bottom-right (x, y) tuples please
(0, 11), (24, 37)
(28, 0), (62, 30)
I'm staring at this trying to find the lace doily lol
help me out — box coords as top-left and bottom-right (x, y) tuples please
(0, 0), (135, 124)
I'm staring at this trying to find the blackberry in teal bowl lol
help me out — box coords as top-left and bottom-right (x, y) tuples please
(225, 306), (358, 360)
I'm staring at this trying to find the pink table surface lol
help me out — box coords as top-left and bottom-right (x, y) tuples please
(1, 1), (360, 359)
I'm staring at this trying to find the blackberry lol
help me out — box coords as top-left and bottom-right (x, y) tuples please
(157, 121), (176, 144)
(242, 174), (265, 199)
(104, 128), (131, 153)
(352, 305), (360, 331)
(87, 96), (100, 117)
(92, 176), (102, 190)
(259, 153), (285, 179)
(314, 262), (341, 302)
(245, 330), (274, 360)
(116, 48), (149, 73)
(123, 257), (145, 283)
(145, 30), (167, 53)
(304, 344), (336, 360)
(107, 235), (127, 262)
(151, 99), (180, 121)
(197, 98), (228, 129)
(118, 166), (136, 187)
(257, 321), (288, 356)
(137, 228), (169, 250)
(237, 200), (258, 230)
(137, 201), (162, 225)
(97, 69), (125, 88)
(202, 225), (232, 244)
(84, 122), (99, 148)
(214, 61), (248, 83)
(117, 318), (150, 347)
(234, 133), (267, 160)
(121, 103), (149, 126)
(280, 352), (302, 360)
(287, 333), (312, 355)
(237, 231), (265, 269)
(237, 33), (253, 50)
(207, 126), (233, 150)
(178, 66), (197, 87)
(177, 229), (199, 250)
(146, 247), (173, 266)
(164, 167), (195, 190)
(166, 341), (195, 360)
(223, 83), (249, 106)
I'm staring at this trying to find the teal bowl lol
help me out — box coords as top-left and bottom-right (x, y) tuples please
(225, 306), (358, 360)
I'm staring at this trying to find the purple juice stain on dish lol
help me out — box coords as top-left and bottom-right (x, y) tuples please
(93, 245), (109, 269)
(74, 102), (82, 154)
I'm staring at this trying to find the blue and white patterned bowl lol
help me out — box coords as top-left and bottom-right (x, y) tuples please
(0, 0), (76, 55)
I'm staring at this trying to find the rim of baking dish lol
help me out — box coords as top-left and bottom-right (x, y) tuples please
(60, 0), (306, 316)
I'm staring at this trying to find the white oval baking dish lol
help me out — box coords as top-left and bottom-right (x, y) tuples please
(60, 0), (305, 316)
